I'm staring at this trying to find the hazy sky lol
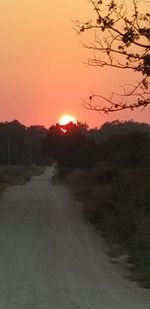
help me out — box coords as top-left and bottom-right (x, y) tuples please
(0, 0), (150, 128)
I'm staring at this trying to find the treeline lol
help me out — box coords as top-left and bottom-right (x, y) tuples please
(46, 119), (150, 169)
(0, 120), (47, 165)
(1, 119), (150, 168)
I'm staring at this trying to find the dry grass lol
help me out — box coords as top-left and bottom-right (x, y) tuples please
(59, 162), (150, 287)
(0, 165), (44, 197)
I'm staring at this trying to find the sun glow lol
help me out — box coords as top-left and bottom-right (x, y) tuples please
(59, 115), (77, 126)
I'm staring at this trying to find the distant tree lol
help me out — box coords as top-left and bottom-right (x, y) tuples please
(89, 120), (150, 143)
(105, 131), (150, 166)
(0, 121), (47, 165)
(75, 0), (150, 113)
(26, 125), (47, 165)
(44, 122), (97, 168)
(0, 120), (26, 165)
(44, 124), (64, 163)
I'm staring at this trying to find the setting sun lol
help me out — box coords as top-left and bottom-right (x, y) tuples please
(59, 115), (77, 126)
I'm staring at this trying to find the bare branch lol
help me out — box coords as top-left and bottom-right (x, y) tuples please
(75, 0), (150, 114)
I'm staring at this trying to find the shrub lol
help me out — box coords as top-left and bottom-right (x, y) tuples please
(65, 162), (150, 286)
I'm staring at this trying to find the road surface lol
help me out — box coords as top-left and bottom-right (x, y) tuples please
(0, 166), (149, 309)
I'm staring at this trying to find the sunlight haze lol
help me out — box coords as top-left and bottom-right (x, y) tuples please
(0, 0), (150, 127)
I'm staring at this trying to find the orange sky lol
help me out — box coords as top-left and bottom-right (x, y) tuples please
(0, 0), (150, 128)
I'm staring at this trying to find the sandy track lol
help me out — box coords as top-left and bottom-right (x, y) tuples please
(0, 166), (149, 309)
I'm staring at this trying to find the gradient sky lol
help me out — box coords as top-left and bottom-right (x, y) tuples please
(0, 0), (150, 128)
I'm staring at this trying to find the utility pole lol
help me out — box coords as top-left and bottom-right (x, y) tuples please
(7, 136), (11, 166)
(28, 146), (32, 167)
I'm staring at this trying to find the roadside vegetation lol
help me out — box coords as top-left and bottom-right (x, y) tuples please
(0, 165), (44, 197)
(51, 120), (150, 288)
(60, 163), (150, 287)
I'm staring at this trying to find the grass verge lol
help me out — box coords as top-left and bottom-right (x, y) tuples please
(0, 165), (44, 197)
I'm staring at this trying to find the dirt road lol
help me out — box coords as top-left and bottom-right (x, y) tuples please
(0, 166), (149, 309)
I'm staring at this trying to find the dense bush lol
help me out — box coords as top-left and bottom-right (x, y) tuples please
(62, 162), (150, 287)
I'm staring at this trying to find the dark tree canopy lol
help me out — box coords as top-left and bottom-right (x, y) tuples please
(44, 122), (97, 168)
(75, 0), (150, 113)
(0, 121), (47, 165)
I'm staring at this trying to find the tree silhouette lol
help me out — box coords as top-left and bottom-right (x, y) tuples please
(44, 122), (97, 168)
(75, 0), (150, 113)
(0, 121), (47, 165)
